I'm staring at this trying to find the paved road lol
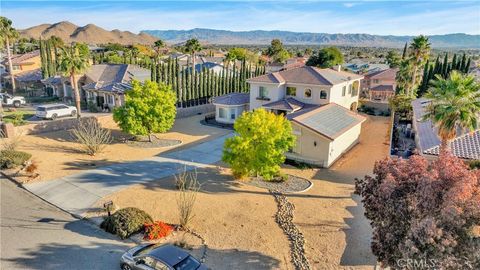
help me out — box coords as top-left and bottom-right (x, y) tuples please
(0, 178), (133, 270)
(24, 133), (231, 217)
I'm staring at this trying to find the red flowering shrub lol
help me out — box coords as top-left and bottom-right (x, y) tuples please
(143, 221), (174, 240)
(355, 153), (480, 269)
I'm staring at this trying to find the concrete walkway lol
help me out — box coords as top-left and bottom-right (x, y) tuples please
(24, 134), (231, 217)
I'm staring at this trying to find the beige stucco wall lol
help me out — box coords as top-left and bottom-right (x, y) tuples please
(326, 123), (362, 167)
(215, 104), (247, 124)
(249, 83), (284, 110)
(290, 122), (331, 167)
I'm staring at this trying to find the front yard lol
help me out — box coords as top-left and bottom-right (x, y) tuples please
(12, 114), (230, 182)
(90, 115), (391, 269)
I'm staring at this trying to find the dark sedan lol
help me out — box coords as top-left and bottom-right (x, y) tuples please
(120, 243), (207, 270)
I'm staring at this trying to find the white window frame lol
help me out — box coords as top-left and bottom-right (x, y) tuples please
(259, 86), (268, 98)
(286, 86), (296, 96)
(320, 90), (327, 99)
(342, 86), (346, 97)
(219, 107), (227, 119)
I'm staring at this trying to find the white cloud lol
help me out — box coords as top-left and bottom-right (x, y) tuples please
(343, 3), (356, 8)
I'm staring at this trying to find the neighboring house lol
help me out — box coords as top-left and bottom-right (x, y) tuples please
(360, 68), (397, 102)
(82, 64), (150, 110)
(41, 64), (150, 109)
(214, 65), (366, 167)
(2, 50), (43, 90)
(411, 98), (480, 160)
(212, 92), (249, 124)
(3, 50), (41, 76)
(185, 62), (227, 76)
(343, 59), (389, 74)
(265, 57), (306, 73)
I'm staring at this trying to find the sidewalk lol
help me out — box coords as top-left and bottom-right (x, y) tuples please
(24, 133), (231, 217)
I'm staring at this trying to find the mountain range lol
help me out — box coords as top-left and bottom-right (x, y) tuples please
(143, 28), (480, 48)
(20, 21), (157, 45)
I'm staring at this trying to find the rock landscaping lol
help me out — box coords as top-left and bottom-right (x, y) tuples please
(248, 174), (312, 193)
(271, 190), (311, 270)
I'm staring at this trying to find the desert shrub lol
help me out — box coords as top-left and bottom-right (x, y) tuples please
(355, 153), (480, 269)
(101, 207), (153, 239)
(0, 130), (22, 151)
(71, 118), (112, 156)
(175, 168), (200, 229)
(0, 150), (32, 169)
(222, 108), (295, 180)
(143, 221), (174, 240)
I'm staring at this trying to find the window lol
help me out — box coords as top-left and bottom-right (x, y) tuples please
(342, 86), (346, 97)
(320, 90), (327, 99)
(259, 86), (268, 98)
(373, 79), (379, 84)
(12, 65), (21, 71)
(304, 88), (312, 98)
(230, 108), (236, 120)
(219, 107), (227, 118)
(286, 86), (296, 96)
(348, 84), (352, 94)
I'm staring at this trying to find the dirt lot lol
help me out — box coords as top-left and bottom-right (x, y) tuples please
(95, 115), (391, 269)
(8, 114), (230, 182)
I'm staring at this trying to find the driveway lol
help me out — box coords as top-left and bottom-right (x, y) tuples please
(1, 178), (133, 270)
(24, 133), (231, 217)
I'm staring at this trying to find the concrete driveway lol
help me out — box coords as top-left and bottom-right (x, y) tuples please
(24, 133), (231, 217)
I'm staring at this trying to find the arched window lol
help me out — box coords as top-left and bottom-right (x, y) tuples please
(320, 90), (327, 99)
(304, 88), (312, 98)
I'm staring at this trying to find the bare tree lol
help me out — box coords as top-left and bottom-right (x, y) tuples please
(175, 166), (200, 229)
(71, 118), (112, 156)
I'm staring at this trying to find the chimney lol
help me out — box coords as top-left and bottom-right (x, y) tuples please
(335, 65), (342, 72)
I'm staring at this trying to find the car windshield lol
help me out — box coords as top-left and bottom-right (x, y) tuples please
(36, 107), (46, 111)
(174, 256), (201, 270)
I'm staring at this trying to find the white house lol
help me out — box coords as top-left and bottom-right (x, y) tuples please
(212, 92), (249, 124)
(214, 65), (366, 167)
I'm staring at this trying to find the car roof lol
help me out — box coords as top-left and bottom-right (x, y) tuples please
(148, 244), (190, 266)
(37, 103), (69, 108)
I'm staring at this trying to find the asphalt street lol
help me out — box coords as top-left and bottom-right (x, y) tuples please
(0, 178), (133, 270)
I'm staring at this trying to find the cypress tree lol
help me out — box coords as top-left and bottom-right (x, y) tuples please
(39, 39), (48, 78)
(451, 54), (457, 71)
(459, 53), (467, 72)
(419, 60), (429, 96)
(401, 42), (408, 59)
(151, 64), (156, 82)
(465, 57), (471, 73)
(441, 53), (448, 78)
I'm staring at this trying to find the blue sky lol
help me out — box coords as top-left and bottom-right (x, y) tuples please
(2, 1), (479, 35)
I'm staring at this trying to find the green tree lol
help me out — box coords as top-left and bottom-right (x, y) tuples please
(401, 42), (408, 59)
(153, 39), (166, 62)
(113, 80), (177, 142)
(386, 50), (401, 68)
(266, 39), (290, 63)
(222, 108), (295, 180)
(184, 38), (202, 77)
(408, 35), (431, 96)
(423, 71), (480, 152)
(306, 46), (344, 68)
(58, 43), (91, 118)
(0, 16), (19, 92)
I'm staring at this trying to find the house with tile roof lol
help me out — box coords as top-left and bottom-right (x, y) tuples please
(360, 68), (397, 103)
(213, 65), (366, 167)
(3, 50), (41, 76)
(1, 50), (43, 91)
(411, 98), (480, 160)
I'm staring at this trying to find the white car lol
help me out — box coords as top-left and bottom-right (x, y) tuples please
(35, 104), (77, 120)
(0, 93), (26, 107)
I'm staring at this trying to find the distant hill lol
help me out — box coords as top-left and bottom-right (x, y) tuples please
(142, 28), (480, 48)
(20, 21), (157, 45)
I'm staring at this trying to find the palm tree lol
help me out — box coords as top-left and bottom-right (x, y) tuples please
(0, 17), (19, 93)
(408, 35), (431, 96)
(184, 38), (202, 76)
(58, 43), (90, 118)
(423, 71), (480, 153)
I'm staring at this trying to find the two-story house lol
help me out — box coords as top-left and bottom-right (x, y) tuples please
(360, 68), (397, 102)
(214, 65), (366, 167)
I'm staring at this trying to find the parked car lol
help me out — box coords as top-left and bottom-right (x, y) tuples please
(35, 104), (77, 120)
(0, 93), (26, 107)
(120, 244), (207, 270)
